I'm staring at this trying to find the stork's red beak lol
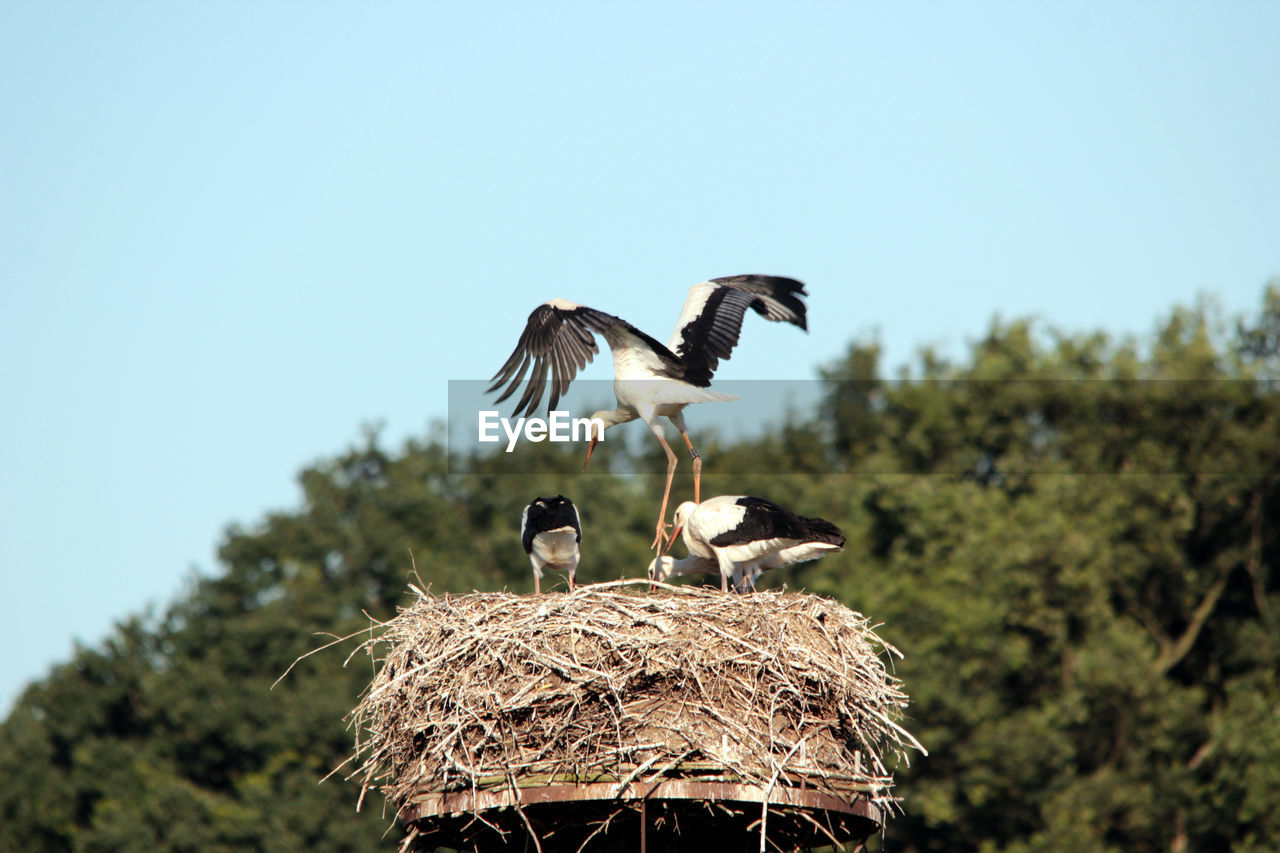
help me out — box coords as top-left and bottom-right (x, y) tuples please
(662, 526), (681, 555)
(583, 436), (599, 472)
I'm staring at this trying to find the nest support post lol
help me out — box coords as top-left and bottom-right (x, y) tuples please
(405, 779), (881, 851)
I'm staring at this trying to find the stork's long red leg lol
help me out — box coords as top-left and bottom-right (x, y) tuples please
(651, 429), (679, 550)
(680, 430), (702, 503)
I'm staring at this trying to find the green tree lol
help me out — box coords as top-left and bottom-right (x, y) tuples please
(800, 284), (1280, 851)
(2, 284), (1277, 852)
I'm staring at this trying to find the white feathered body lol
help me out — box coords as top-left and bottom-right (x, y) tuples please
(604, 326), (738, 427)
(528, 527), (580, 578)
(672, 495), (845, 591)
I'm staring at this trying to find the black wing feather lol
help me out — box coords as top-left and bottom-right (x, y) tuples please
(673, 275), (809, 387)
(487, 303), (618, 418)
(710, 496), (844, 547)
(522, 495), (581, 552)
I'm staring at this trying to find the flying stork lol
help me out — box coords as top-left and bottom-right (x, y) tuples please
(521, 495), (581, 594)
(488, 275), (808, 548)
(652, 495), (845, 592)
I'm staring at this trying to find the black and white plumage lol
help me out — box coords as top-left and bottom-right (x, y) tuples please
(488, 275), (809, 549)
(521, 495), (582, 594)
(653, 495), (845, 592)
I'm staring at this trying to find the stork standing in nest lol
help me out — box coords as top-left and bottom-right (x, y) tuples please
(521, 495), (581, 594)
(651, 495), (845, 592)
(488, 275), (809, 549)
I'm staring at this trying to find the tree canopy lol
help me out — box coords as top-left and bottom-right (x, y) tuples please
(3, 284), (1277, 852)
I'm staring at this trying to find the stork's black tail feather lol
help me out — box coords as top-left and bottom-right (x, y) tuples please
(799, 515), (846, 548)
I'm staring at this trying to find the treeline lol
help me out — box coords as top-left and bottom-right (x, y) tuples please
(2, 286), (1277, 852)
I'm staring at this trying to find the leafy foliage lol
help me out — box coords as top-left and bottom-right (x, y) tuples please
(2, 284), (1277, 852)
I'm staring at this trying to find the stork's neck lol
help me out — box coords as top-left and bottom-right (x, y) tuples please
(667, 555), (712, 578)
(590, 406), (637, 431)
(651, 554), (715, 581)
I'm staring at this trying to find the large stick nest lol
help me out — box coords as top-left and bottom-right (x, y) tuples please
(346, 580), (924, 842)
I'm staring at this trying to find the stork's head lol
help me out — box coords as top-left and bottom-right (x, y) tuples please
(663, 501), (699, 555)
(647, 556), (674, 583)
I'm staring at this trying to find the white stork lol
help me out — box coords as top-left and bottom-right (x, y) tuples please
(488, 275), (808, 548)
(521, 494), (581, 594)
(652, 495), (845, 592)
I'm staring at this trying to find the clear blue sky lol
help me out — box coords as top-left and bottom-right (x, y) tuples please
(2, 2), (1277, 714)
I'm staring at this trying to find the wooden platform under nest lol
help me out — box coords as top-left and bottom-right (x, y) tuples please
(345, 580), (925, 851)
